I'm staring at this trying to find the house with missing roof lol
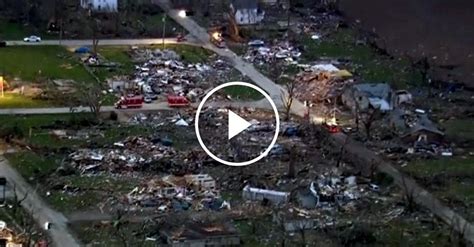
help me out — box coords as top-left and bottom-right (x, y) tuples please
(341, 83), (413, 112)
(389, 108), (444, 144)
(160, 221), (240, 247)
(230, 0), (265, 25)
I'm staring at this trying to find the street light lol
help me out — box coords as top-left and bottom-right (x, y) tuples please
(177, 10), (187, 41)
(178, 10), (187, 18)
(162, 14), (167, 49)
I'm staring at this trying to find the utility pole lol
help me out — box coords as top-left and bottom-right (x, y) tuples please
(162, 14), (167, 50)
(59, 18), (63, 46)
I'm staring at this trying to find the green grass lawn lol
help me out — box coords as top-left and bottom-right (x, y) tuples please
(93, 46), (135, 82)
(375, 219), (455, 246)
(441, 118), (474, 142)
(158, 44), (213, 63)
(404, 157), (474, 178)
(0, 93), (53, 108)
(299, 29), (421, 89)
(222, 85), (264, 100)
(4, 151), (61, 180)
(0, 22), (29, 40)
(0, 21), (56, 40)
(46, 175), (138, 213)
(0, 46), (92, 82)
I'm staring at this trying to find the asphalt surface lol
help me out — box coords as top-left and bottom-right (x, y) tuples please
(5, 38), (197, 47)
(0, 102), (172, 115)
(0, 157), (80, 247)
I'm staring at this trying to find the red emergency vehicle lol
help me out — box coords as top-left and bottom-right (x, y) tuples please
(324, 123), (340, 133)
(167, 95), (189, 107)
(115, 96), (144, 109)
(176, 33), (186, 42)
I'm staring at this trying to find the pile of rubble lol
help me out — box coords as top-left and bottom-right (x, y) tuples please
(244, 41), (301, 65)
(68, 136), (176, 174)
(124, 174), (230, 212)
(294, 64), (353, 103)
(130, 48), (211, 99)
(128, 112), (194, 127)
(305, 174), (378, 210)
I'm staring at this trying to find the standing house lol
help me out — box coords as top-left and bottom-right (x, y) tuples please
(230, 0), (265, 25)
(80, 0), (118, 12)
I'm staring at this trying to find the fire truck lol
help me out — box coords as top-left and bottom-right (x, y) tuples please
(167, 95), (189, 107)
(115, 95), (144, 109)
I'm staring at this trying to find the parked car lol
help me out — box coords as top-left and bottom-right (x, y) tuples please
(23, 35), (41, 42)
(0, 40), (6, 47)
(145, 93), (158, 100)
(248, 39), (265, 46)
(144, 97), (153, 104)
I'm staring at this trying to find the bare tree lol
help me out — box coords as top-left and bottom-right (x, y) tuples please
(287, 145), (298, 178)
(281, 78), (298, 121)
(88, 13), (100, 55)
(400, 173), (416, 212)
(112, 209), (130, 247)
(360, 107), (380, 140)
(352, 95), (360, 131)
(73, 81), (104, 119)
(336, 135), (349, 167)
(11, 184), (28, 219)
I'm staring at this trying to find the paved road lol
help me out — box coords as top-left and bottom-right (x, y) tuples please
(0, 100), (270, 115)
(5, 37), (198, 47)
(0, 102), (172, 115)
(0, 157), (80, 247)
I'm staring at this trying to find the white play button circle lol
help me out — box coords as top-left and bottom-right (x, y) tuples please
(228, 110), (252, 140)
(195, 81), (280, 167)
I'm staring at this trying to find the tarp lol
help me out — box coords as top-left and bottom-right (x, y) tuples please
(310, 64), (339, 72)
(175, 119), (189, 126)
(334, 69), (352, 78)
(75, 46), (91, 53)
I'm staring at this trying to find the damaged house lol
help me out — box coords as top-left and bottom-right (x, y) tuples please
(184, 174), (216, 192)
(242, 185), (289, 205)
(230, 0), (265, 25)
(341, 83), (413, 112)
(160, 221), (240, 247)
(389, 109), (444, 144)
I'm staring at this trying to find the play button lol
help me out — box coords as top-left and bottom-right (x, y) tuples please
(228, 110), (252, 140)
(195, 82), (280, 167)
